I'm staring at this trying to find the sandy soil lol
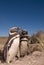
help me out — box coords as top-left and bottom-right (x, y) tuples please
(0, 51), (44, 65)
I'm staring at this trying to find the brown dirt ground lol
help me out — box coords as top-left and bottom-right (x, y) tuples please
(0, 51), (44, 65)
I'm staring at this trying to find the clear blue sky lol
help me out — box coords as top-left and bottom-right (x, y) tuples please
(0, 0), (44, 36)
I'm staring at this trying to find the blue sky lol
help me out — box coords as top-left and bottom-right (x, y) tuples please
(0, 0), (44, 36)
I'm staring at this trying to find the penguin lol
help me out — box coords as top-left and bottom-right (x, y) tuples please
(20, 30), (29, 57)
(3, 27), (20, 63)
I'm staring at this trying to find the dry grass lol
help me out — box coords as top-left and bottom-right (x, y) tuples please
(0, 37), (8, 44)
(0, 37), (8, 51)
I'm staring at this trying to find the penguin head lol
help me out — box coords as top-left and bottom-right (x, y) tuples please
(9, 27), (20, 36)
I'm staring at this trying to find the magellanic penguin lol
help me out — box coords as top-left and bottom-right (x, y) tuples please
(20, 30), (29, 57)
(3, 27), (20, 63)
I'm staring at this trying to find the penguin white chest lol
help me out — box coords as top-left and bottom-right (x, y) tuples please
(20, 38), (28, 56)
(6, 35), (20, 63)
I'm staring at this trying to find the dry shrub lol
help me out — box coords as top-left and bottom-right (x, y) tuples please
(28, 43), (43, 54)
(36, 31), (44, 43)
(28, 31), (44, 53)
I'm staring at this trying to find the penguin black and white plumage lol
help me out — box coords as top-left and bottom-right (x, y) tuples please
(20, 30), (29, 57)
(3, 27), (20, 63)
